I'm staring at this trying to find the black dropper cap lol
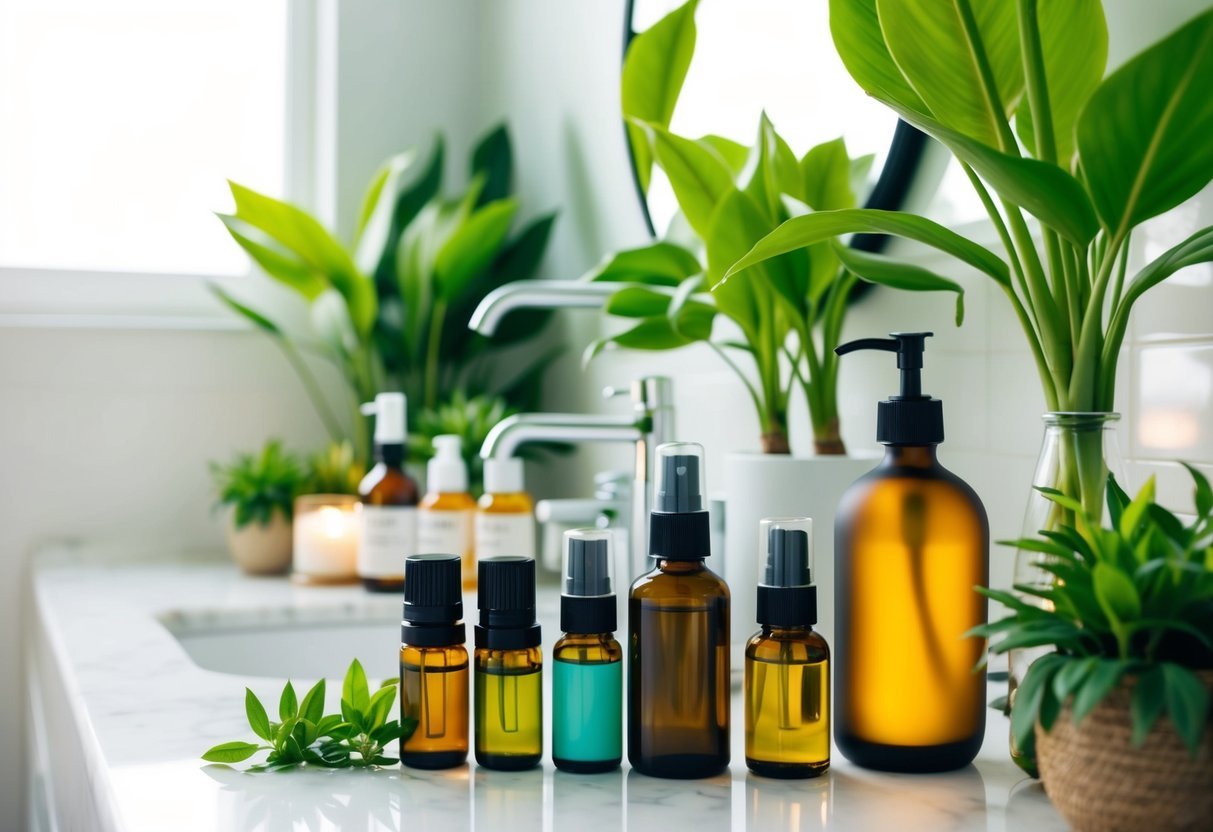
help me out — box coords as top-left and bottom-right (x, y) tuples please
(475, 556), (541, 650)
(756, 520), (817, 627)
(835, 331), (944, 445)
(401, 554), (465, 647)
(649, 442), (712, 560)
(561, 531), (617, 634)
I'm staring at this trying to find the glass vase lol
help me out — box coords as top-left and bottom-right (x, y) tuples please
(1007, 412), (1125, 776)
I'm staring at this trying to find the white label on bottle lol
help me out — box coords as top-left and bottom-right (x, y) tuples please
(357, 505), (417, 578)
(474, 512), (535, 559)
(419, 508), (475, 582)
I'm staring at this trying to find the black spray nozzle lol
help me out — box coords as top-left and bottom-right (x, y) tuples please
(656, 452), (704, 513)
(764, 527), (811, 588)
(835, 331), (932, 399)
(565, 534), (612, 597)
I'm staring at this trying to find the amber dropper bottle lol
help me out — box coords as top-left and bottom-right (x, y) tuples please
(358, 392), (420, 592)
(399, 554), (468, 769)
(629, 441), (730, 779)
(745, 518), (830, 778)
(553, 529), (622, 773)
(833, 332), (988, 772)
(474, 556), (542, 770)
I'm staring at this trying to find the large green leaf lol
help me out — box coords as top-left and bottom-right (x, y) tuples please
(354, 148), (417, 269)
(434, 199), (518, 302)
(370, 138), (445, 290)
(876, 0), (1023, 149)
(1077, 8), (1213, 234)
(743, 113), (802, 220)
(1015, 0), (1107, 168)
(646, 122), (736, 239)
(704, 188), (785, 338)
(833, 242), (965, 325)
(585, 241), (701, 287)
(218, 215), (327, 300)
(621, 0), (699, 193)
(210, 285), (283, 337)
(470, 124), (512, 207)
(606, 286), (673, 318)
(829, 0), (930, 119)
(720, 208), (1010, 288)
(698, 134), (750, 177)
(801, 137), (857, 211)
(1093, 562), (1142, 623)
(1161, 663), (1211, 755)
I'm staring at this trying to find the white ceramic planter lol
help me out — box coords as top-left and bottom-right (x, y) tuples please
(722, 451), (876, 654)
(225, 510), (293, 575)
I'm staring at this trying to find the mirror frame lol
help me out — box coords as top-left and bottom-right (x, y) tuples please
(621, 2), (928, 264)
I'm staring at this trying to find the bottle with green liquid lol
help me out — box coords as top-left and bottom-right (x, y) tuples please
(553, 529), (622, 773)
(474, 556), (542, 770)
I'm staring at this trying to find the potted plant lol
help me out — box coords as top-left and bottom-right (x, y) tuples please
(213, 124), (558, 487)
(724, 0), (1213, 760)
(211, 440), (308, 574)
(972, 467), (1213, 831)
(594, 0), (964, 642)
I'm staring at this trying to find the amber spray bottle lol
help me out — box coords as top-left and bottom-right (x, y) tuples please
(474, 556), (542, 770)
(629, 441), (730, 779)
(358, 392), (420, 592)
(553, 529), (622, 773)
(399, 554), (468, 769)
(833, 332), (988, 772)
(745, 518), (829, 778)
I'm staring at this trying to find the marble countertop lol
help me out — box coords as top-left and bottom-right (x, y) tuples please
(30, 544), (1066, 832)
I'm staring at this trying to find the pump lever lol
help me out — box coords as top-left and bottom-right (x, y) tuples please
(835, 332), (934, 400)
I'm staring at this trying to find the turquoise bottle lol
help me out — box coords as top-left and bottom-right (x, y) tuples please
(552, 529), (623, 773)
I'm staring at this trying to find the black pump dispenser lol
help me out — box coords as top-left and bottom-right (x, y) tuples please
(560, 530), (617, 635)
(756, 521), (817, 627)
(649, 442), (711, 560)
(835, 331), (944, 445)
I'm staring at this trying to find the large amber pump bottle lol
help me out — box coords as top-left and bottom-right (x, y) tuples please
(628, 442), (730, 779)
(833, 332), (988, 772)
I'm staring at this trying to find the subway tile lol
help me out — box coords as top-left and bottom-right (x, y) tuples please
(987, 351), (1048, 458)
(1133, 343), (1213, 463)
(1130, 183), (1213, 343)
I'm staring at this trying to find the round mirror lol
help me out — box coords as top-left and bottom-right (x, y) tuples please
(624, 0), (925, 240)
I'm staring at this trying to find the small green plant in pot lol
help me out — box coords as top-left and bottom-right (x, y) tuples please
(211, 440), (308, 575)
(972, 467), (1213, 832)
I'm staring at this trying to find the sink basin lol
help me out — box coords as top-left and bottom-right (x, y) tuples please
(162, 613), (401, 681)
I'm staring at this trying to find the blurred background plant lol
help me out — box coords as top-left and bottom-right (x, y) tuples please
(213, 124), (558, 486)
(210, 439), (309, 527)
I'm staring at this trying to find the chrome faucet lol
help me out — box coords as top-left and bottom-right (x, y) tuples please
(468, 280), (622, 336)
(479, 377), (673, 582)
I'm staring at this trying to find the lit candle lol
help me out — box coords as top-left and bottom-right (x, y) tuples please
(292, 494), (360, 584)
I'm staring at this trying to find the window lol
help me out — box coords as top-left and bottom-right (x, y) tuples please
(0, 0), (288, 276)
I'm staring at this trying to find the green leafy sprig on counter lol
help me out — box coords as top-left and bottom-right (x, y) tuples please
(201, 659), (416, 772)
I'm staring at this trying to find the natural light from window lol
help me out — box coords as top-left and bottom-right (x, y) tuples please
(0, 0), (287, 276)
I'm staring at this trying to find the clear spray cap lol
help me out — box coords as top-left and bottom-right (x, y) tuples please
(360, 392), (407, 445)
(427, 435), (467, 493)
(759, 517), (813, 588)
(562, 529), (613, 598)
(654, 441), (706, 513)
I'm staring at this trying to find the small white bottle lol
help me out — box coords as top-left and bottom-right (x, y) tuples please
(418, 435), (477, 588)
(475, 458), (536, 560)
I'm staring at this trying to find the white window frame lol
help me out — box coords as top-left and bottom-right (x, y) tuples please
(0, 0), (328, 331)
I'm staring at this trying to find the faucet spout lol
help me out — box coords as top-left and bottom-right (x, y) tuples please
(481, 414), (641, 460)
(469, 281), (621, 336)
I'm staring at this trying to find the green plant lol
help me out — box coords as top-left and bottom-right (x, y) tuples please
(201, 659), (415, 771)
(726, 1), (1213, 509)
(601, 0), (962, 454)
(304, 441), (365, 496)
(971, 466), (1213, 760)
(214, 124), (556, 469)
(210, 440), (308, 529)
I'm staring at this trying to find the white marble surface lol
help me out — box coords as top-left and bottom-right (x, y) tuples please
(29, 543), (1066, 832)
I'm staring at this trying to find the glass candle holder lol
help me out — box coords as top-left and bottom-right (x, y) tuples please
(292, 494), (360, 584)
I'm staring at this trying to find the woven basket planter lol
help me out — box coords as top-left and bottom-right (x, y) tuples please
(1036, 670), (1213, 832)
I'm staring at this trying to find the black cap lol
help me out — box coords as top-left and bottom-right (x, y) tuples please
(561, 532), (616, 634)
(649, 442), (712, 560)
(475, 556), (541, 650)
(835, 331), (944, 445)
(401, 554), (465, 647)
(757, 522), (817, 627)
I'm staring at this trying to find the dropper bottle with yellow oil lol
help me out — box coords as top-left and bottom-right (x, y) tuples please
(474, 556), (542, 770)
(745, 517), (829, 778)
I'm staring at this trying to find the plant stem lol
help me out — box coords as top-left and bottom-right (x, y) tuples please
(708, 341), (765, 426)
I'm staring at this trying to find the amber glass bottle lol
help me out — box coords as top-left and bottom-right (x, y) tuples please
(475, 458), (535, 560)
(399, 554), (468, 769)
(745, 518), (830, 778)
(358, 393), (419, 593)
(629, 442), (730, 779)
(833, 333), (988, 772)
(474, 556), (543, 770)
(418, 435), (477, 588)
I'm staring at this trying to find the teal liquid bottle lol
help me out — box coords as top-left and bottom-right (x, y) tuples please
(553, 529), (623, 773)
